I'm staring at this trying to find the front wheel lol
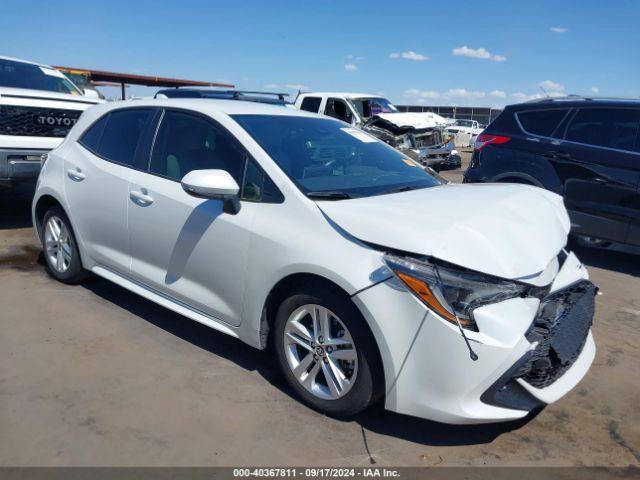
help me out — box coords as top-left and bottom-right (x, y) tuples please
(273, 287), (383, 417)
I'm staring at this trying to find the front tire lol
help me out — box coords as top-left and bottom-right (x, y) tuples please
(273, 286), (383, 418)
(41, 206), (87, 284)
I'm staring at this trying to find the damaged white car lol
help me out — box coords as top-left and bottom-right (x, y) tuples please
(33, 99), (596, 424)
(295, 92), (461, 171)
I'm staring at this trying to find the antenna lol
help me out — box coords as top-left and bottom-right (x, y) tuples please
(539, 85), (550, 97)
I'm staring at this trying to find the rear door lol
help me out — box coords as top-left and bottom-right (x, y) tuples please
(65, 107), (157, 273)
(559, 107), (640, 244)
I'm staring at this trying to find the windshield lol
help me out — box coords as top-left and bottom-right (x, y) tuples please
(350, 97), (399, 118)
(232, 115), (441, 198)
(456, 119), (474, 127)
(0, 59), (81, 95)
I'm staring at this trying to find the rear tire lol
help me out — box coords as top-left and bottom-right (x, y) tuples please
(273, 286), (383, 418)
(41, 206), (87, 284)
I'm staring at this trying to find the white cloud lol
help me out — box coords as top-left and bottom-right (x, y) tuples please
(389, 51), (429, 61)
(512, 92), (543, 102)
(263, 83), (310, 91)
(404, 88), (440, 99)
(591, 86), (600, 93)
(452, 45), (507, 62)
(344, 63), (358, 72)
(346, 54), (364, 60)
(490, 90), (507, 98)
(285, 83), (310, 91)
(550, 27), (568, 33)
(538, 80), (564, 93)
(445, 88), (486, 99)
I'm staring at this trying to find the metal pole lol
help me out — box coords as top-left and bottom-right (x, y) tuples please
(121, 82), (125, 100)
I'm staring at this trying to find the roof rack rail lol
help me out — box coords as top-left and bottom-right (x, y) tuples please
(173, 88), (289, 100)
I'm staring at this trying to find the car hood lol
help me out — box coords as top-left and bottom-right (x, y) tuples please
(0, 87), (101, 108)
(375, 112), (452, 130)
(317, 183), (571, 280)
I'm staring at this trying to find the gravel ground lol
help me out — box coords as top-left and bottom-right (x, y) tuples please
(0, 153), (638, 466)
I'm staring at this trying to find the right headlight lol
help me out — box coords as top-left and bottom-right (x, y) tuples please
(393, 134), (413, 150)
(384, 253), (533, 330)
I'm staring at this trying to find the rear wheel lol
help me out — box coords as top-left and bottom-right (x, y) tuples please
(273, 287), (383, 417)
(41, 206), (87, 284)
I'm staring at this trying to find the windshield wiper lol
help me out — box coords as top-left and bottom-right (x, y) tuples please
(379, 184), (426, 196)
(306, 191), (353, 200)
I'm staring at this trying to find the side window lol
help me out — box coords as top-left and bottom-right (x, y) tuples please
(300, 96), (322, 113)
(78, 114), (108, 153)
(517, 109), (569, 137)
(97, 109), (154, 167)
(241, 159), (284, 203)
(150, 110), (246, 182)
(324, 98), (353, 124)
(565, 108), (640, 151)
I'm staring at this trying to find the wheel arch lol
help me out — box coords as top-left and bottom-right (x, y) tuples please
(491, 172), (544, 188)
(260, 271), (385, 389)
(33, 193), (87, 266)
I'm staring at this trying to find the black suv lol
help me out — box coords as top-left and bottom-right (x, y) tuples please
(464, 97), (640, 250)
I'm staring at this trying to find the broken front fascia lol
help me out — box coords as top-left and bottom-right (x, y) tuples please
(360, 116), (454, 166)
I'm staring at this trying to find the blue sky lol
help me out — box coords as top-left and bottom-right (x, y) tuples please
(3, 0), (638, 106)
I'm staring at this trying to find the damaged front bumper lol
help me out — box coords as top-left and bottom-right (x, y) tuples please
(403, 141), (462, 170)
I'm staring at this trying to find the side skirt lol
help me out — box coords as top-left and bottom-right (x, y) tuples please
(91, 265), (240, 339)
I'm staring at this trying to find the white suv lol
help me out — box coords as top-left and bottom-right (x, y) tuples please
(0, 56), (101, 187)
(32, 98), (596, 424)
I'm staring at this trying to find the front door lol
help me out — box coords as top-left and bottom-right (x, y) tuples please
(127, 109), (257, 326)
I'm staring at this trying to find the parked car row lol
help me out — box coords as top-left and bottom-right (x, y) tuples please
(2, 54), (611, 424)
(32, 96), (596, 424)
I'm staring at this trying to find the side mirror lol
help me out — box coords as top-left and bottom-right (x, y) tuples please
(83, 88), (100, 99)
(181, 169), (241, 214)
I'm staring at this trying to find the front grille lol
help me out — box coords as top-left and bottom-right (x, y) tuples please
(517, 280), (596, 388)
(0, 105), (82, 137)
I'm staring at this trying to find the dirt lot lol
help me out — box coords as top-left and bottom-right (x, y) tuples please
(1, 153), (639, 467)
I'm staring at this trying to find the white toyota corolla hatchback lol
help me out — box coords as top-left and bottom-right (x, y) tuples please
(32, 99), (596, 424)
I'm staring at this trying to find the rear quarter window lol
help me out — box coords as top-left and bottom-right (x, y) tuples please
(79, 114), (108, 153)
(516, 109), (569, 137)
(299, 97), (322, 113)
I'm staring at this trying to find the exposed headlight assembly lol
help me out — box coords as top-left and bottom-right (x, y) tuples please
(384, 253), (533, 330)
(394, 134), (413, 150)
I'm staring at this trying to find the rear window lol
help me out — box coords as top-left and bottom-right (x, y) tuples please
(565, 108), (640, 152)
(517, 109), (569, 137)
(299, 97), (321, 113)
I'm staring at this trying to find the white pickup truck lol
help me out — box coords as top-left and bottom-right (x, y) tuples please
(294, 92), (461, 171)
(446, 119), (484, 147)
(0, 56), (102, 187)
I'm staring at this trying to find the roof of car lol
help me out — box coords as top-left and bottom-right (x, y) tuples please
(0, 55), (53, 69)
(507, 96), (640, 109)
(299, 92), (384, 99)
(89, 97), (323, 118)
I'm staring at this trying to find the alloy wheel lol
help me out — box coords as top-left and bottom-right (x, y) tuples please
(44, 216), (72, 273)
(283, 304), (358, 400)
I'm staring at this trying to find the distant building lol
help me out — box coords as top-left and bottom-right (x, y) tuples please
(396, 105), (503, 126)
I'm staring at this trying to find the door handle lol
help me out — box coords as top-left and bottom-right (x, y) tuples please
(67, 168), (86, 181)
(130, 189), (154, 205)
